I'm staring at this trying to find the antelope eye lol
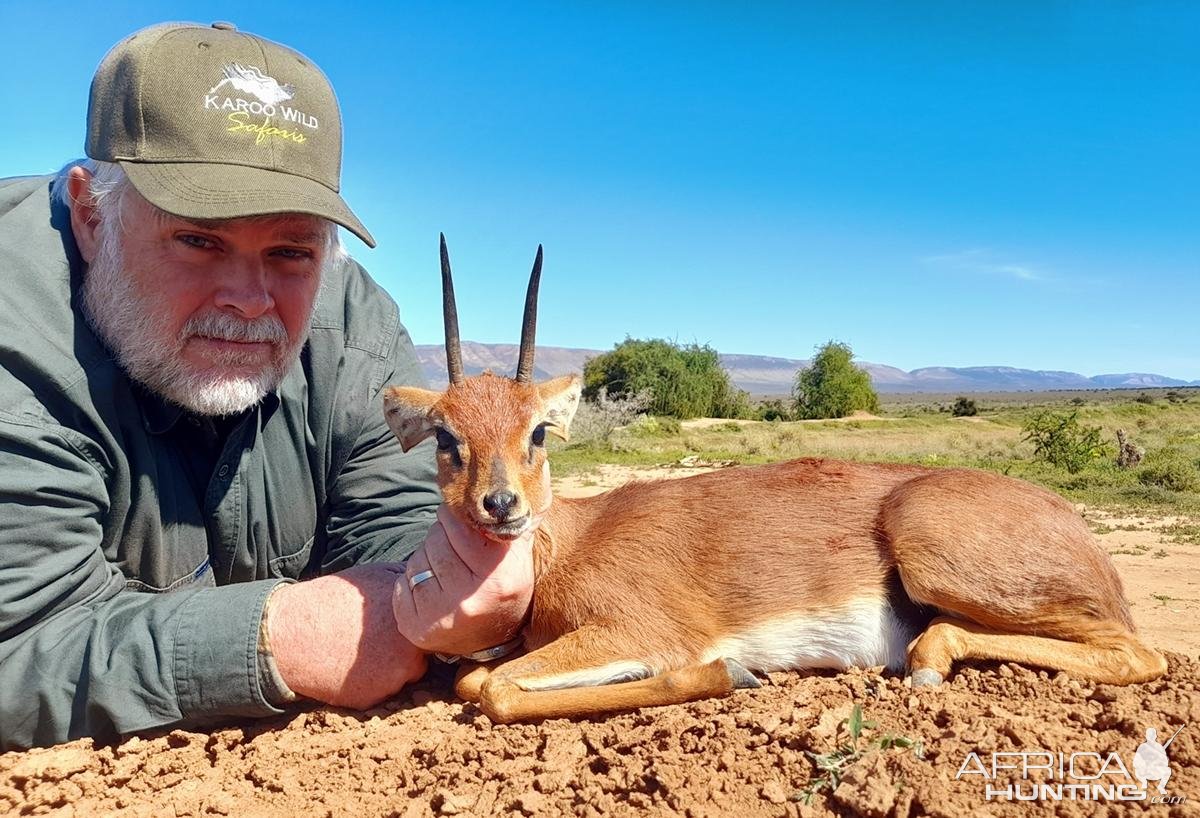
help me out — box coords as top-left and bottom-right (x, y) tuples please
(531, 425), (547, 447)
(435, 428), (458, 451)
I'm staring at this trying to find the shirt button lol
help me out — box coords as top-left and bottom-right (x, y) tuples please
(218, 464), (230, 478)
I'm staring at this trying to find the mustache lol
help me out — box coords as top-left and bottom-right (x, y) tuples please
(182, 312), (289, 345)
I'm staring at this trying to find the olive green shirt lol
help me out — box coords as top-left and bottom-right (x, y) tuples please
(0, 175), (440, 750)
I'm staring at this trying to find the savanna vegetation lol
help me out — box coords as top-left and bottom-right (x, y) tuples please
(552, 386), (1200, 515)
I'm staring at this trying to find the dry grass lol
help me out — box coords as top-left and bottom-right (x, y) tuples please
(551, 392), (1200, 515)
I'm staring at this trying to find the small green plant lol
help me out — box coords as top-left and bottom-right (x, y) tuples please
(951, 396), (978, 417)
(1151, 593), (1173, 606)
(795, 705), (924, 805)
(1163, 522), (1200, 546)
(1021, 410), (1108, 474)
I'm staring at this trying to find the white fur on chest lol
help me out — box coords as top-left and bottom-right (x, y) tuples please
(701, 598), (913, 673)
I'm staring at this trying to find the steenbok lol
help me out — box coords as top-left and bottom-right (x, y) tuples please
(383, 237), (1165, 723)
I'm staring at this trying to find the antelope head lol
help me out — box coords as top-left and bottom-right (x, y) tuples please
(383, 235), (581, 543)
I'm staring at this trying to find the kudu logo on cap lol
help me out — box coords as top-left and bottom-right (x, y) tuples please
(86, 21), (375, 247)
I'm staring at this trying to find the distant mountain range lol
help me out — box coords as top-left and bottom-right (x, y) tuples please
(414, 342), (1199, 395)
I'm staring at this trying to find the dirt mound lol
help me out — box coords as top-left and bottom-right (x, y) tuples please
(4, 656), (1197, 817)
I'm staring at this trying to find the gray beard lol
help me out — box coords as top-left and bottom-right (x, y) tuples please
(81, 214), (310, 416)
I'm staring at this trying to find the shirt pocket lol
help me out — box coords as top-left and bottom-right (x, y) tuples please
(267, 535), (316, 579)
(124, 554), (215, 592)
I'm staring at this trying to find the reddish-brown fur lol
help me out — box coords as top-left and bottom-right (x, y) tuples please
(384, 372), (1166, 724)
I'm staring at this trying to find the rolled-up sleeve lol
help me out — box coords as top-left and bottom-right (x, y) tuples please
(0, 415), (287, 750)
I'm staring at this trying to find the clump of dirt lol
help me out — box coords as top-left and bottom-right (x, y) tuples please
(3, 656), (1197, 817)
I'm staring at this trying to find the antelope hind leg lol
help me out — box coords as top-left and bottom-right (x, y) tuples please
(477, 627), (760, 723)
(908, 616), (1167, 687)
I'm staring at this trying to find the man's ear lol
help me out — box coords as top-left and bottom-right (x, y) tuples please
(537, 375), (582, 441)
(66, 166), (102, 264)
(383, 386), (442, 451)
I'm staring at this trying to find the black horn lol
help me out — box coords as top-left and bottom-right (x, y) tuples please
(514, 245), (543, 383)
(440, 233), (464, 385)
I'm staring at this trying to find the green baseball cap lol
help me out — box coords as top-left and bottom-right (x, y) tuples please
(86, 21), (375, 247)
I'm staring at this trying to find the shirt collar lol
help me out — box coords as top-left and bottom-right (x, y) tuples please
(136, 384), (186, 435)
(135, 384), (279, 436)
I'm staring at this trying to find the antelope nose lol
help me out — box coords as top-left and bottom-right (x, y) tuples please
(483, 491), (518, 521)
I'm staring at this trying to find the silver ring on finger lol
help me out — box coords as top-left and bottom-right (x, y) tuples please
(408, 569), (436, 590)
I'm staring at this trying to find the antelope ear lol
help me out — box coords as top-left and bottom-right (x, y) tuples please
(537, 375), (582, 441)
(383, 386), (443, 451)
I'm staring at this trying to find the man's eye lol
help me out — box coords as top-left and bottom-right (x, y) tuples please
(531, 425), (546, 447)
(435, 428), (458, 451)
(178, 234), (215, 250)
(272, 247), (315, 260)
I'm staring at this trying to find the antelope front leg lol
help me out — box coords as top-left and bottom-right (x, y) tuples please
(453, 654), (527, 703)
(476, 626), (760, 723)
(454, 662), (492, 702)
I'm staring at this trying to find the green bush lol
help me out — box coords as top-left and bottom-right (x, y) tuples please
(1021, 410), (1109, 474)
(793, 341), (879, 420)
(1138, 449), (1200, 492)
(624, 415), (683, 438)
(583, 338), (749, 420)
(951, 397), (978, 417)
(755, 398), (795, 422)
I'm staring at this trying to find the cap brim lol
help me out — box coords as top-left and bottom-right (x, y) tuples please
(118, 161), (376, 248)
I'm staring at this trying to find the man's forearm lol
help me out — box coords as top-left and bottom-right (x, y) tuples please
(0, 579), (290, 751)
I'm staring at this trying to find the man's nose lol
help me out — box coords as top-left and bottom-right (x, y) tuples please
(215, 261), (275, 319)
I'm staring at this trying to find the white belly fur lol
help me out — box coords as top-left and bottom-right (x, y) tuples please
(701, 598), (915, 673)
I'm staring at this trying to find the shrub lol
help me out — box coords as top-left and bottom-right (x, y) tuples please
(624, 415), (683, 438)
(1134, 392), (1156, 405)
(1138, 449), (1200, 492)
(792, 340), (879, 420)
(583, 338), (749, 419)
(567, 387), (651, 446)
(951, 397), (978, 417)
(711, 421), (744, 433)
(1021, 410), (1109, 474)
(755, 398), (795, 422)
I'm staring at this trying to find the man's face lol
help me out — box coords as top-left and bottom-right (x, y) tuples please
(83, 181), (330, 415)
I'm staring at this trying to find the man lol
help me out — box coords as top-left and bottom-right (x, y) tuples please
(0, 22), (534, 750)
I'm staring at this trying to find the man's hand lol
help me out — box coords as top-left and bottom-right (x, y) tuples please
(266, 564), (427, 709)
(392, 506), (536, 656)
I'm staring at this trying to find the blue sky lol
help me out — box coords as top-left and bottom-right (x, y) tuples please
(2, 2), (1197, 378)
